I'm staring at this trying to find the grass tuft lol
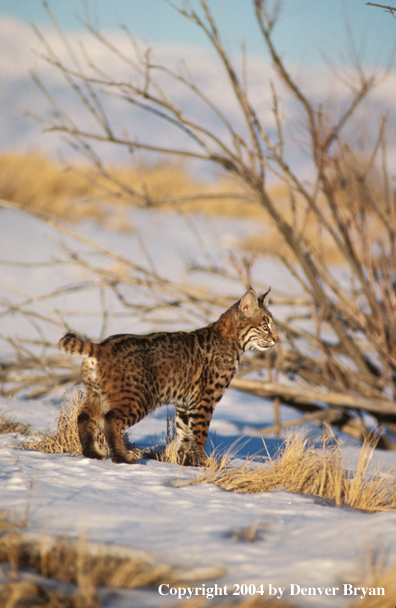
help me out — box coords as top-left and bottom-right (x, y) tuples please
(24, 390), (86, 456)
(187, 434), (396, 512)
(0, 406), (31, 436)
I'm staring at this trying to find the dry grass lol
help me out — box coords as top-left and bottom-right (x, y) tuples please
(0, 152), (261, 227)
(176, 600), (295, 608)
(0, 531), (223, 589)
(0, 152), (109, 224)
(1, 153), (387, 267)
(0, 505), (395, 608)
(0, 509), (99, 607)
(24, 390), (87, 456)
(0, 405), (31, 436)
(0, 581), (99, 608)
(186, 435), (396, 513)
(1, 512), (394, 608)
(174, 586), (396, 608)
(0, 514), (224, 608)
(349, 566), (396, 608)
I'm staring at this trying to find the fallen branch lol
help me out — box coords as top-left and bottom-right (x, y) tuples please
(231, 378), (396, 417)
(255, 408), (342, 436)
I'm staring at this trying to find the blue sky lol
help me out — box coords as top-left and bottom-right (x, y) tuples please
(1, 0), (395, 162)
(2, 0), (395, 68)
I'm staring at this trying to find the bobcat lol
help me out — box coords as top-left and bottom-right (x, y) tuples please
(59, 288), (278, 466)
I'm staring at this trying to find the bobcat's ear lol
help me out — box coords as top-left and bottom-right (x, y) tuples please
(239, 288), (258, 317)
(258, 287), (271, 307)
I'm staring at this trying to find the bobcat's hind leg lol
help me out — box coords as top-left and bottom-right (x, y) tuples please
(103, 401), (145, 464)
(77, 392), (108, 460)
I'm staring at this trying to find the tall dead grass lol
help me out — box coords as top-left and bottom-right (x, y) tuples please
(25, 390), (86, 456)
(0, 152), (261, 227)
(1, 152), (359, 261)
(187, 435), (396, 513)
(0, 510), (97, 608)
(0, 152), (107, 223)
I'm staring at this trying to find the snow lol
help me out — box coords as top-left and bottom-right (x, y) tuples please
(1, 207), (396, 607)
(2, 426), (396, 608)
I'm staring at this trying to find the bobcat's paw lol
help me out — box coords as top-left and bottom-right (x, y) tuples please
(111, 450), (140, 464)
(177, 448), (206, 467)
(82, 444), (108, 460)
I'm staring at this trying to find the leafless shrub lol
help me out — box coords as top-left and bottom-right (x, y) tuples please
(1, 0), (396, 447)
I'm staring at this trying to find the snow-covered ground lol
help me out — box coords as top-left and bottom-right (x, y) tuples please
(1, 206), (396, 607)
(2, 402), (396, 608)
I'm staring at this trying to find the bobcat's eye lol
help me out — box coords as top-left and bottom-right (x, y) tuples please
(261, 322), (268, 330)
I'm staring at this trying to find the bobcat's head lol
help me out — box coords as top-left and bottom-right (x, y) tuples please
(236, 288), (279, 352)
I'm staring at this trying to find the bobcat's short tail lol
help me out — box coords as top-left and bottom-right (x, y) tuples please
(58, 332), (99, 358)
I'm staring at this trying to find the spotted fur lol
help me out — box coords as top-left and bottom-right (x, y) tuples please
(59, 288), (278, 466)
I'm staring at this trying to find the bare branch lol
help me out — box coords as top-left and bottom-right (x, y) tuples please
(366, 2), (396, 17)
(3, 0), (396, 446)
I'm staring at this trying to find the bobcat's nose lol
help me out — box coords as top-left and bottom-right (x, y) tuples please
(273, 336), (279, 344)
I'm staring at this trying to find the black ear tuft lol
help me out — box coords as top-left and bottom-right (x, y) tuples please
(258, 287), (271, 307)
